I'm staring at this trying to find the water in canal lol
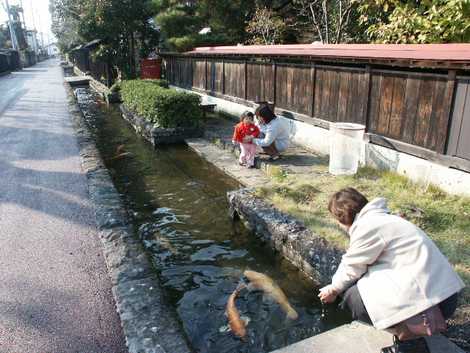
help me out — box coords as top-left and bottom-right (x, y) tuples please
(75, 88), (350, 353)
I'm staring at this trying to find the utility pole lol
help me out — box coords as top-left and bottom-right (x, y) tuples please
(3, 0), (19, 50)
(37, 9), (44, 48)
(29, 0), (36, 30)
(19, 0), (26, 30)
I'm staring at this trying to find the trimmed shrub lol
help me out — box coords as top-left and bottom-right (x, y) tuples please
(121, 80), (202, 128)
(143, 79), (169, 89)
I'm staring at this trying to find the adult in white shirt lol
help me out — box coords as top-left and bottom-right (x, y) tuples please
(319, 188), (464, 353)
(243, 105), (290, 161)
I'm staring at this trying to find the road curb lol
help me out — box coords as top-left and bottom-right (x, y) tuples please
(64, 82), (191, 353)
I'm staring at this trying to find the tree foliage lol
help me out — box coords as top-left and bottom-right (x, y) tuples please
(359, 0), (470, 43)
(246, 7), (287, 45)
(50, 0), (82, 52)
(154, 0), (256, 51)
(292, 0), (360, 43)
(50, 0), (470, 67)
(50, 0), (159, 77)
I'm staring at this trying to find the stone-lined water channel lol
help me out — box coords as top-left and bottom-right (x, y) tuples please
(75, 87), (350, 353)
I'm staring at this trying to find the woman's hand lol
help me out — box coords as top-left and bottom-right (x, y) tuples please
(243, 135), (254, 143)
(318, 285), (338, 303)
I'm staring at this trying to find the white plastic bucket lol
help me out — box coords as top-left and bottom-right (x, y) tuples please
(329, 122), (365, 175)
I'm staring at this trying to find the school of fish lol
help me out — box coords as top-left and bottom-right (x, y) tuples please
(225, 270), (299, 340)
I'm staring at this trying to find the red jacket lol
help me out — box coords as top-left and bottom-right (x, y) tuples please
(232, 122), (260, 143)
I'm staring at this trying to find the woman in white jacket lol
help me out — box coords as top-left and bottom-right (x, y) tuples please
(319, 188), (464, 353)
(243, 105), (290, 161)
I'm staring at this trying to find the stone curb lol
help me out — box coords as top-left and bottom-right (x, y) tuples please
(64, 82), (191, 353)
(228, 188), (343, 285)
(120, 104), (204, 146)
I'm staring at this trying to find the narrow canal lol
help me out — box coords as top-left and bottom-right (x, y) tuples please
(75, 87), (350, 353)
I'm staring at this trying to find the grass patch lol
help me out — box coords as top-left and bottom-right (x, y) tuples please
(257, 163), (470, 304)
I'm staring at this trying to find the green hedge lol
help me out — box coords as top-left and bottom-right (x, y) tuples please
(121, 80), (202, 128)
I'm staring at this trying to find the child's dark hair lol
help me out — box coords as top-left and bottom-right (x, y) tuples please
(328, 188), (368, 226)
(240, 110), (254, 122)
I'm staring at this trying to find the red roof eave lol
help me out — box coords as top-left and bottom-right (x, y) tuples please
(176, 44), (470, 69)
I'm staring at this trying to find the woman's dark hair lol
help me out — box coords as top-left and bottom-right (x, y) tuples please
(240, 110), (254, 122)
(328, 188), (368, 226)
(255, 105), (276, 124)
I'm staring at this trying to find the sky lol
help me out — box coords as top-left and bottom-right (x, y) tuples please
(1, 0), (55, 45)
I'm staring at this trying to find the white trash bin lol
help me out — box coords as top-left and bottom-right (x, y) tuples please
(329, 122), (366, 175)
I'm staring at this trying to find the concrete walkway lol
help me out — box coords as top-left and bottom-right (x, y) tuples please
(203, 114), (326, 176)
(0, 60), (126, 352)
(187, 114), (325, 190)
(272, 322), (466, 353)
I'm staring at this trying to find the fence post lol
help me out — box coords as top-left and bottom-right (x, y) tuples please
(222, 59), (225, 95)
(273, 62), (277, 106)
(311, 63), (316, 117)
(205, 58), (208, 91)
(364, 65), (373, 132)
(190, 57), (194, 89)
(441, 70), (457, 154)
(244, 60), (248, 101)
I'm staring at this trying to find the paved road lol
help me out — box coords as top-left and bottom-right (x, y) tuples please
(0, 60), (126, 353)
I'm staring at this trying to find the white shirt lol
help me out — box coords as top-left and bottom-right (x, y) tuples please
(253, 118), (290, 152)
(331, 198), (464, 329)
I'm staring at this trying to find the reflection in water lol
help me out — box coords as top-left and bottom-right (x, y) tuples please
(75, 87), (350, 353)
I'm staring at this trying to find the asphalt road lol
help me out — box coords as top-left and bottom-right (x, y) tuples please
(0, 60), (127, 353)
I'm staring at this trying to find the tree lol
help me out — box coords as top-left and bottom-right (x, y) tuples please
(50, 0), (82, 52)
(292, 0), (360, 43)
(154, 0), (256, 51)
(50, 0), (159, 78)
(359, 0), (470, 43)
(197, 0), (257, 43)
(246, 7), (287, 45)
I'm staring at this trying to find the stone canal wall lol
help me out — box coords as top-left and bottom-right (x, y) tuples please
(118, 89), (344, 299)
(65, 82), (191, 353)
(228, 188), (343, 285)
(120, 105), (203, 146)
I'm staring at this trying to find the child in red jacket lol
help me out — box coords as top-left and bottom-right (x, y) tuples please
(232, 111), (260, 168)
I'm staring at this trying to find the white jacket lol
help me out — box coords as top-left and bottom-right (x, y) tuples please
(253, 117), (290, 152)
(331, 198), (464, 329)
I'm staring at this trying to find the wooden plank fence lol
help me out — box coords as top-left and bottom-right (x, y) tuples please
(163, 55), (470, 171)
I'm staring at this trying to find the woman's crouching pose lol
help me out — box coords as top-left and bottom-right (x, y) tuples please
(320, 188), (464, 353)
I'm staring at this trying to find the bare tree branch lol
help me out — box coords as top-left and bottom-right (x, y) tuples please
(308, 2), (323, 42)
(322, 0), (329, 43)
(336, 0), (355, 43)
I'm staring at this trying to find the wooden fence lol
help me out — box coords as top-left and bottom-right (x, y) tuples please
(163, 55), (470, 171)
(69, 48), (115, 87)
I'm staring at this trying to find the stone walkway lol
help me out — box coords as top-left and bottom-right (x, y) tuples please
(202, 114), (328, 178)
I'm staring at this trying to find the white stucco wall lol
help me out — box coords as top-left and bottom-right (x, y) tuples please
(173, 86), (470, 197)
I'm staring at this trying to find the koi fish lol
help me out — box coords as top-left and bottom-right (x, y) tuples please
(108, 144), (133, 161)
(243, 270), (298, 320)
(226, 283), (247, 340)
